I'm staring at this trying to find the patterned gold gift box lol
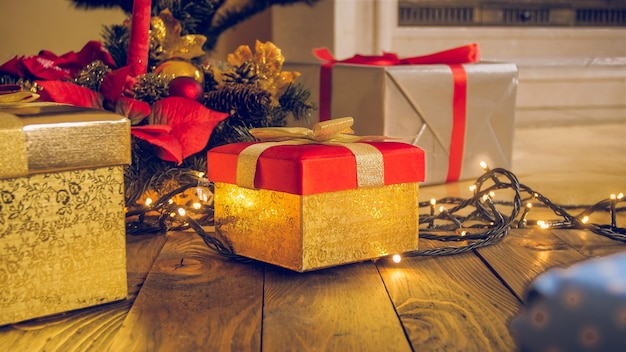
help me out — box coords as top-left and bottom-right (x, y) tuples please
(0, 104), (130, 326)
(208, 140), (425, 272)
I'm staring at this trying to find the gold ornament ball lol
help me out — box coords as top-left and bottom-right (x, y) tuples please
(154, 60), (204, 84)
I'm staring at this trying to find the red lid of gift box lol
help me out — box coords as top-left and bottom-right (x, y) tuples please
(207, 141), (425, 195)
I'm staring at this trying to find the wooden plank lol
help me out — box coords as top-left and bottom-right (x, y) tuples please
(125, 233), (169, 297)
(476, 228), (590, 301)
(552, 229), (626, 257)
(262, 261), (412, 352)
(107, 231), (264, 351)
(0, 232), (166, 351)
(377, 252), (519, 351)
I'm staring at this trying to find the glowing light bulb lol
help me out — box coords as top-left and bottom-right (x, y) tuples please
(192, 202), (201, 210)
(460, 230), (467, 237)
(537, 220), (549, 229)
(526, 202), (533, 209)
(482, 194), (490, 202)
(178, 208), (186, 216)
(469, 185), (477, 193)
(479, 161), (488, 170)
(168, 199), (174, 204)
(489, 191), (496, 198)
(618, 193), (624, 200)
(430, 198), (437, 206)
(582, 216), (589, 224)
(439, 206), (446, 213)
(196, 187), (209, 202)
(197, 172), (205, 178)
(145, 197), (153, 206)
(610, 194), (617, 200)
(392, 254), (402, 263)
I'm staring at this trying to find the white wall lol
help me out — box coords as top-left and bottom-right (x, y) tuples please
(272, 0), (626, 61)
(0, 0), (126, 62)
(0, 0), (272, 63)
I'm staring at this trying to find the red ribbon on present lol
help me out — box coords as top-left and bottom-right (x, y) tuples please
(312, 43), (480, 182)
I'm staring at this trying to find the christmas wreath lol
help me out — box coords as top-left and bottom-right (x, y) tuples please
(0, 0), (318, 232)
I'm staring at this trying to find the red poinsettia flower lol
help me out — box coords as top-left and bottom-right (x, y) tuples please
(131, 97), (229, 164)
(0, 41), (116, 81)
(100, 65), (136, 104)
(36, 80), (104, 109)
(36, 64), (145, 116)
(129, 125), (182, 163)
(115, 96), (151, 125)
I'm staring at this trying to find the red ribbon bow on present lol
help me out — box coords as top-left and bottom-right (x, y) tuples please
(313, 43), (480, 183)
(313, 43), (479, 67)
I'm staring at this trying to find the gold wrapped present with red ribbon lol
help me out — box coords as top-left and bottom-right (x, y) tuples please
(284, 44), (518, 185)
(0, 102), (130, 326)
(207, 118), (425, 272)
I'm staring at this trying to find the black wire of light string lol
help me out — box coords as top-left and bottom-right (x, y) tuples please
(408, 168), (626, 257)
(403, 167), (523, 256)
(124, 167), (626, 261)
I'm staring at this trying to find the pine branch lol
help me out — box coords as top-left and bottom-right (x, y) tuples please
(101, 24), (130, 68)
(206, 115), (256, 149)
(154, 0), (223, 36)
(69, 0), (322, 51)
(279, 82), (315, 121)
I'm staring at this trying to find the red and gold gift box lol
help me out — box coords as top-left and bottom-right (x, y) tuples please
(0, 103), (130, 326)
(284, 44), (518, 185)
(207, 119), (425, 272)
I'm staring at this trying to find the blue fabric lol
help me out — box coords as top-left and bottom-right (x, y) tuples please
(511, 251), (626, 351)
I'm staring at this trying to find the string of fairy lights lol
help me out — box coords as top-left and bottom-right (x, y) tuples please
(125, 162), (626, 264)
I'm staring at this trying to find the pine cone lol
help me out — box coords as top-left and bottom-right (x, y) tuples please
(221, 62), (259, 85)
(204, 83), (271, 118)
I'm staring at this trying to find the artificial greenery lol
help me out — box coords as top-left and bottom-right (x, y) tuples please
(69, 0), (322, 52)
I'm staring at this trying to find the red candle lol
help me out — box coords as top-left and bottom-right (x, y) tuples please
(127, 0), (152, 76)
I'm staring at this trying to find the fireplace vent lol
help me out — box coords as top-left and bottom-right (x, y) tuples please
(398, 6), (474, 25)
(398, 1), (626, 27)
(576, 8), (626, 25)
(501, 8), (551, 25)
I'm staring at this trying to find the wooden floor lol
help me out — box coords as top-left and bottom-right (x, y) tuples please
(1, 122), (625, 351)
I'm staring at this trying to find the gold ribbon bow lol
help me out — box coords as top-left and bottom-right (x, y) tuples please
(237, 117), (386, 190)
(249, 117), (363, 143)
(0, 91), (40, 106)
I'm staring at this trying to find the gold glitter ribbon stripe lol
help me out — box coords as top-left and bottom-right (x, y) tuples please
(341, 142), (385, 188)
(0, 113), (28, 179)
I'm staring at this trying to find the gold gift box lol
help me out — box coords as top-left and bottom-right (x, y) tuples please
(0, 104), (130, 326)
(209, 141), (425, 272)
(215, 182), (420, 272)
